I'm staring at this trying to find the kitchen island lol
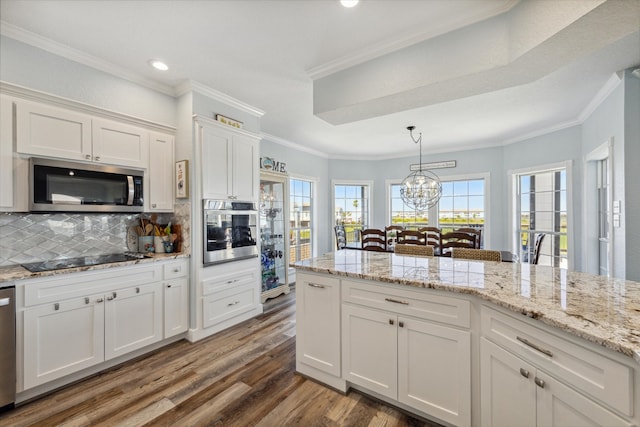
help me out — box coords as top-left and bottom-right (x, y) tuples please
(293, 250), (640, 427)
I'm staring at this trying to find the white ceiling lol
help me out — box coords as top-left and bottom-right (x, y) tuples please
(1, 0), (638, 159)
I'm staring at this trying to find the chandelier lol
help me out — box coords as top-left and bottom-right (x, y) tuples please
(400, 126), (442, 211)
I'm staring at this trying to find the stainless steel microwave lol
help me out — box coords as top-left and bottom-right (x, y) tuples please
(203, 199), (259, 266)
(30, 158), (144, 212)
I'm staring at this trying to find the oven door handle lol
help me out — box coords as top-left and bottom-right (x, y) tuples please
(126, 176), (134, 206)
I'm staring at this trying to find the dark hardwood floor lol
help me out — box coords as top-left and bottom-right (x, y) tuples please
(1, 288), (441, 426)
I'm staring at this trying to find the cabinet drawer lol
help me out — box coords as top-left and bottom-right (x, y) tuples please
(202, 267), (258, 296)
(163, 259), (189, 280)
(22, 264), (163, 307)
(481, 305), (634, 416)
(342, 279), (470, 329)
(202, 283), (257, 328)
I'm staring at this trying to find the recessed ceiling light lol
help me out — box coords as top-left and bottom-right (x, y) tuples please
(340, 0), (359, 8)
(149, 60), (169, 71)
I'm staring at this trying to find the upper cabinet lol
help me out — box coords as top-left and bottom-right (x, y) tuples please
(199, 119), (259, 201)
(0, 94), (28, 212)
(146, 132), (175, 212)
(16, 99), (149, 169)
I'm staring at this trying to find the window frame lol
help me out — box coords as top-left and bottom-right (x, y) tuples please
(386, 172), (490, 247)
(289, 174), (317, 263)
(508, 161), (573, 269)
(332, 178), (374, 231)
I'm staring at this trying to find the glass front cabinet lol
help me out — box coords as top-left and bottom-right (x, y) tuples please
(259, 171), (290, 302)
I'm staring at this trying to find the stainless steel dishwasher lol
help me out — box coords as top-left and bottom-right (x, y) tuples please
(0, 286), (15, 410)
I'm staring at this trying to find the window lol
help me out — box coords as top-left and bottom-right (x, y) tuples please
(438, 179), (485, 236)
(290, 178), (313, 263)
(515, 168), (568, 268)
(388, 177), (485, 241)
(333, 181), (371, 244)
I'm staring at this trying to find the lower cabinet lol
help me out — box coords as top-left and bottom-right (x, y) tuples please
(19, 259), (190, 392)
(296, 273), (341, 377)
(480, 338), (632, 427)
(23, 292), (106, 389)
(342, 303), (471, 427)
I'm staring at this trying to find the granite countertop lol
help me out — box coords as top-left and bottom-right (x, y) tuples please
(293, 250), (640, 364)
(0, 252), (190, 284)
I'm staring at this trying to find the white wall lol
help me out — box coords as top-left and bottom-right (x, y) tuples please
(623, 70), (640, 281)
(0, 35), (176, 126)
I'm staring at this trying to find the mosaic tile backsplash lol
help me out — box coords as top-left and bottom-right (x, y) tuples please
(0, 202), (191, 266)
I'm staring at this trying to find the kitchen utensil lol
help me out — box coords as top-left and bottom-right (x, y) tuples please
(145, 224), (153, 235)
(136, 226), (144, 236)
(170, 233), (177, 243)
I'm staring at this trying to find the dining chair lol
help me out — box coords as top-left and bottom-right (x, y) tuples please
(334, 225), (347, 250)
(531, 233), (546, 265)
(440, 231), (476, 256)
(455, 227), (481, 249)
(418, 227), (441, 252)
(384, 225), (404, 250)
(397, 229), (426, 245)
(451, 248), (501, 262)
(361, 228), (386, 251)
(395, 244), (434, 257)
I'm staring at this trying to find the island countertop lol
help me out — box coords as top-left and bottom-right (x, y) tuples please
(293, 250), (640, 364)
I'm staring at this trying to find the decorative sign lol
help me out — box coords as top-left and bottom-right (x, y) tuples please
(215, 113), (243, 129)
(175, 160), (189, 198)
(410, 160), (456, 171)
(260, 157), (287, 174)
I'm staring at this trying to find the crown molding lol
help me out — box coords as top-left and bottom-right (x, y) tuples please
(577, 71), (622, 123)
(306, 0), (519, 80)
(176, 80), (265, 118)
(260, 132), (329, 158)
(1, 21), (175, 96)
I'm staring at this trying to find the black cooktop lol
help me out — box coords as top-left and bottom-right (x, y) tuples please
(21, 252), (146, 273)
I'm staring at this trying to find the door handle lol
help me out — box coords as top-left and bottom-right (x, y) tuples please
(0, 297), (10, 307)
(385, 297), (409, 305)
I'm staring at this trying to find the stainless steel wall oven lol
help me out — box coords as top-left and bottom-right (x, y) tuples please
(203, 199), (258, 266)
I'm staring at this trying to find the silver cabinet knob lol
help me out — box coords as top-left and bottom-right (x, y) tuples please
(534, 377), (545, 388)
(520, 368), (530, 378)
(94, 156), (101, 161)
(152, 204), (157, 208)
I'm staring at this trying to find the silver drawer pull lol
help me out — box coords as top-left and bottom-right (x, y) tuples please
(519, 368), (530, 378)
(54, 303), (60, 311)
(534, 377), (545, 388)
(173, 268), (180, 273)
(385, 297), (409, 305)
(226, 279), (239, 284)
(96, 298), (104, 303)
(517, 336), (553, 357)
(227, 300), (240, 307)
(308, 283), (326, 289)
(136, 287), (140, 294)
(85, 297), (90, 305)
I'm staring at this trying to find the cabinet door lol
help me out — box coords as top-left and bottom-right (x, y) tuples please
(0, 95), (13, 209)
(16, 99), (92, 161)
(201, 124), (231, 199)
(398, 317), (471, 427)
(92, 118), (148, 168)
(480, 338), (536, 427)
(23, 294), (105, 389)
(164, 278), (189, 338)
(296, 275), (341, 376)
(147, 132), (174, 211)
(231, 134), (258, 201)
(342, 304), (397, 399)
(536, 372), (633, 427)
(104, 283), (162, 360)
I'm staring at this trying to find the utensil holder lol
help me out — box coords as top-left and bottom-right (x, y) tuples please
(139, 236), (155, 253)
(154, 236), (165, 253)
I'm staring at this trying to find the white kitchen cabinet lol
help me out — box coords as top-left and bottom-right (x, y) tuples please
(91, 118), (148, 169)
(146, 131), (175, 212)
(342, 303), (471, 427)
(104, 283), (163, 360)
(296, 273), (341, 378)
(23, 293), (106, 389)
(16, 99), (149, 169)
(16, 99), (92, 161)
(163, 260), (189, 338)
(481, 338), (632, 427)
(1, 94), (15, 210)
(199, 120), (259, 201)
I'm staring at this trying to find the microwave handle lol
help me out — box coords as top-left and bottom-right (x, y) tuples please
(127, 176), (134, 206)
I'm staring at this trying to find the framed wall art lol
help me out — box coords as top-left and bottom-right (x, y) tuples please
(175, 160), (189, 198)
